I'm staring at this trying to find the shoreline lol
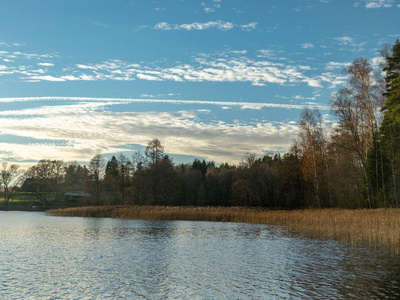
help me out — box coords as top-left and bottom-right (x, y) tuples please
(0, 206), (51, 212)
(47, 205), (400, 254)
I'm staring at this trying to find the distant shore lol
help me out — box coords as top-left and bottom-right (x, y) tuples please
(47, 205), (400, 254)
(0, 205), (50, 212)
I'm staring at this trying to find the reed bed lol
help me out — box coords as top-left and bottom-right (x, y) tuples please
(47, 206), (400, 254)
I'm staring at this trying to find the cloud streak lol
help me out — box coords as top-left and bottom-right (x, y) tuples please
(153, 21), (257, 31)
(0, 97), (330, 111)
(0, 97), (303, 164)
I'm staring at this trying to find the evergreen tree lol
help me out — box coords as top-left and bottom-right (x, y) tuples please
(105, 156), (119, 176)
(380, 40), (400, 206)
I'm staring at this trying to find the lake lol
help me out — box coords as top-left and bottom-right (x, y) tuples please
(0, 211), (399, 299)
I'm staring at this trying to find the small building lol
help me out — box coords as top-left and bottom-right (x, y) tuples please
(64, 192), (92, 203)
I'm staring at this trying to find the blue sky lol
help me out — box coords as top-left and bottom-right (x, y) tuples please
(0, 0), (399, 166)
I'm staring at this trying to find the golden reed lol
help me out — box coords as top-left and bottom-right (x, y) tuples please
(47, 206), (400, 254)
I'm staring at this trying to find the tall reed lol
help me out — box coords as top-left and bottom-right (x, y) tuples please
(47, 206), (400, 254)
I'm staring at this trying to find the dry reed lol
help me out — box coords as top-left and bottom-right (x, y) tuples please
(47, 206), (400, 254)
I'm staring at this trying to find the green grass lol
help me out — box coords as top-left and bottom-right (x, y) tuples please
(0, 192), (76, 210)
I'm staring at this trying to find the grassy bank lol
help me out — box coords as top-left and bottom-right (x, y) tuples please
(47, 206), (400, 254)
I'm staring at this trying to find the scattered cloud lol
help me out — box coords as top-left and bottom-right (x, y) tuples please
(241, 22), (258, 31)
(354, 0), (399, 8)
(139, 93), (180, 98)
(0, 41), (24, 47)
(137, 74), (163, 81)
(275, 95), (317, 101)
(334, 36), (355, 45)
(333, 36), (367, 52)
(314, 72), (348, 88)
(371, 56), (386, 68)
(301, 43), (314, 49)
(37, 62), (55, 67)
(201, 0), (222, 13)
(0, 97), (309, 164)
(325, 61), (351, 70)
(0, 45), (347, 90)
(153, 21), (257, 31)
(28, 75), (66, 82)
(366, 0), (395, 8)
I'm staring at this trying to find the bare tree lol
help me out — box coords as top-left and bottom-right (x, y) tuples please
(298, 108), (328, 208)
(24, 159), (65, 206)
(331, 58), (382, 208)
(0, 163), (23, 206)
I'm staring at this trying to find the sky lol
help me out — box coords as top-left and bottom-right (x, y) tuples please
(0, 0), (399, 167)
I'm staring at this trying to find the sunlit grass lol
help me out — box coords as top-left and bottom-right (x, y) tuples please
(47, 206), (400, 254)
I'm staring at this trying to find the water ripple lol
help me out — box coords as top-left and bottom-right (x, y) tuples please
(0, 212), (399, 299)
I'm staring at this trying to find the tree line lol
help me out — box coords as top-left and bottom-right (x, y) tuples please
(2, 40), (400, 209)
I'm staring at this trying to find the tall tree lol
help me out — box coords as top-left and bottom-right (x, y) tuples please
(331, 58), (382, 208)
(88, 154), (105, 205)
(117, 153), (132, 205)
(0, 163), (23, 206)
(145, 138), (164, 166)
(24, 159), (65, 206)
(64, 161), (88, 193)
(145, 139), (165, 204)
(380, 40), (400, 206)
(281, 144), (305, 208)
(298, 108), (329, 208)
(104, 156), (120, 204)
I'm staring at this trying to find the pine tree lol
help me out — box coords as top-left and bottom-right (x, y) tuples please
(380, 40), (400, 206)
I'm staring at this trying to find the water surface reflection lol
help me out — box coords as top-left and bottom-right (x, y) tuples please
(0, 211), (399, 299)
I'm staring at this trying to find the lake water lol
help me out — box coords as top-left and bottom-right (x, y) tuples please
(0, 211), (399, 299)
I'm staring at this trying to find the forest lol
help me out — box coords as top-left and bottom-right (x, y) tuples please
(2, 40), (400, 210)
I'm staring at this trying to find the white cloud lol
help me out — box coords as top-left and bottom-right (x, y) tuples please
(301, 43), (314, 49)
(325, 61), (351, 70)
(153, 21), (256, 31)
(0, 45), (343, 90)
(305, 79), (323, 88)
(137, 74), (163, 81)
(0, 96), (330, 110)
(154, 22), (173, 30)
(0, 97), (307, 164)
(314, 72), (348, 88)
(76, 64), (97, 70)
(240, 22), (258, 31)
(28, 75), (66, 82)
(332, 36), (367, 52)
(366, 2), (381, 8)
(362, 0), (395, 8)
(275, 94), (317, 101)
(334, 36), (354, 45)
(371, 56), (386, 68)
(37, 62), (55, 67)
(0, 41), (24, 47)
(204, 7), (215, 13)
(201, 0), (222, 13)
